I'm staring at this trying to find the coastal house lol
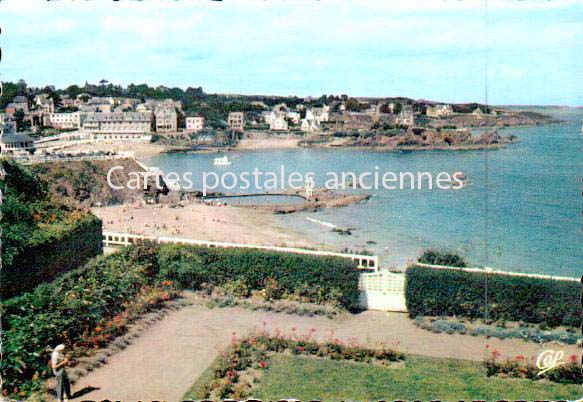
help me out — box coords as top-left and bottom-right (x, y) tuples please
(395, 105), (415, 127)
(12, 96), (30, 113)
(228, 112), (245, 132)
(186, 116), (205, 132)
(300, 118), (321, 132)
(81, 112), (153, 141)
(426, 104), (453, 118)
(80, 97), (114, 113)
(270, 115), (289, 131)
(34, 94), (55, 114)
(47, 112), (81, 129)
(154, 107), (178, 133)
(0, 129), (35, 155)
(305, 105), (330, 123)
(60, 94), (75, 108)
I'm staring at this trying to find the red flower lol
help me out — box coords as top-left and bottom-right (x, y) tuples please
(491, 349), (501, 360)
(259, 360), (268, 368)
(297, 346), (305, 352)
(569, 354), (578, 363)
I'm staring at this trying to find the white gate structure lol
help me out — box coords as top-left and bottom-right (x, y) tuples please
(102, 231), (410, 311)
(358, 270), (407, 312)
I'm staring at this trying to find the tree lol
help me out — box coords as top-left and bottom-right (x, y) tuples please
(393, 103), (403, 115)
(64, 84), (82, 98)
(14, 110), (25, 131)
(344, 98), (365, 112)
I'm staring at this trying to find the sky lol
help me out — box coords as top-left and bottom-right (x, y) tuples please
(1, 0), (582, 105)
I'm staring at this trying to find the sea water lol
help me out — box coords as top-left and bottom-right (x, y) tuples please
(145, 109), (582, 277)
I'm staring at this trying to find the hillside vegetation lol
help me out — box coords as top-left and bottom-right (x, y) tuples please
(0, 160), (103, 297)
(30, 158), (165, 207)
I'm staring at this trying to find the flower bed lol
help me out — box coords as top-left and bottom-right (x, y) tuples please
(484, 348), (582, 384)
(187, 331), (404, 400)
(1, 244), (180, 399)
(414, 316), (581, 345)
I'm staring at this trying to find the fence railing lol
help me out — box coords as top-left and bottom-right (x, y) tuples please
(413, 262), (579, 282)
(103, 231), (379, 270)
(18, 153), (135, 165)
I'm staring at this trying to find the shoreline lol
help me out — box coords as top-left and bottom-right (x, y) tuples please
(92, 201), (329, 251)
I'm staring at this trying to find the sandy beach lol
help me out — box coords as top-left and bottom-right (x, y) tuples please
(74, 140), (168, 159)
(237, 132), (303, 149)
(93, 201), (321, 249)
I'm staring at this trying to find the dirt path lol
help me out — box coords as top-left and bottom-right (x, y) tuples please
(74, 303), (579, 402)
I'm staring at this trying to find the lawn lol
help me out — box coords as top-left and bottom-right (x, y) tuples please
(248, 354), (582, 401)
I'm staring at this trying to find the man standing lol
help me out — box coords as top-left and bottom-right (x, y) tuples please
(51, 344), (72, 402)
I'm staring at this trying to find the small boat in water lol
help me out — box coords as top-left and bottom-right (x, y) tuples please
(213, 156), (232, 166)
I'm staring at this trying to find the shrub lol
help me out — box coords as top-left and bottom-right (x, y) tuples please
(157, 244), (361, 309)
(406, 266), (581, 328)
(0, 160), (103, 298)
(418, 248), (467, 267)
(1, 245), (177, 396)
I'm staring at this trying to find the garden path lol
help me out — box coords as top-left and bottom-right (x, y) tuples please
(74, 301), (578, 402)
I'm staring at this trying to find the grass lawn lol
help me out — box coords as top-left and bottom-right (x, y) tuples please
(248, 354), (582, 401)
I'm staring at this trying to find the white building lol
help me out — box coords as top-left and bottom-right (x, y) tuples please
(300, 119), (321, 132)
(186, 116), (205, 132)
(301, 105), (330, 132)
(270, 115), (289, 131)
(81, 112), (152, 141)
(47, 112), (81, 129)
(305, 105), (330, 123)
(426, 104), (453, 118)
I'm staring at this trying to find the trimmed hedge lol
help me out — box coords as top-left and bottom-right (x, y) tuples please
(2, 242), (360, 395)
(0, 214), (103, 298)
(406, 266), (581, 328)
(1, 244), (167, 394)
(157, 244), (361, 310)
